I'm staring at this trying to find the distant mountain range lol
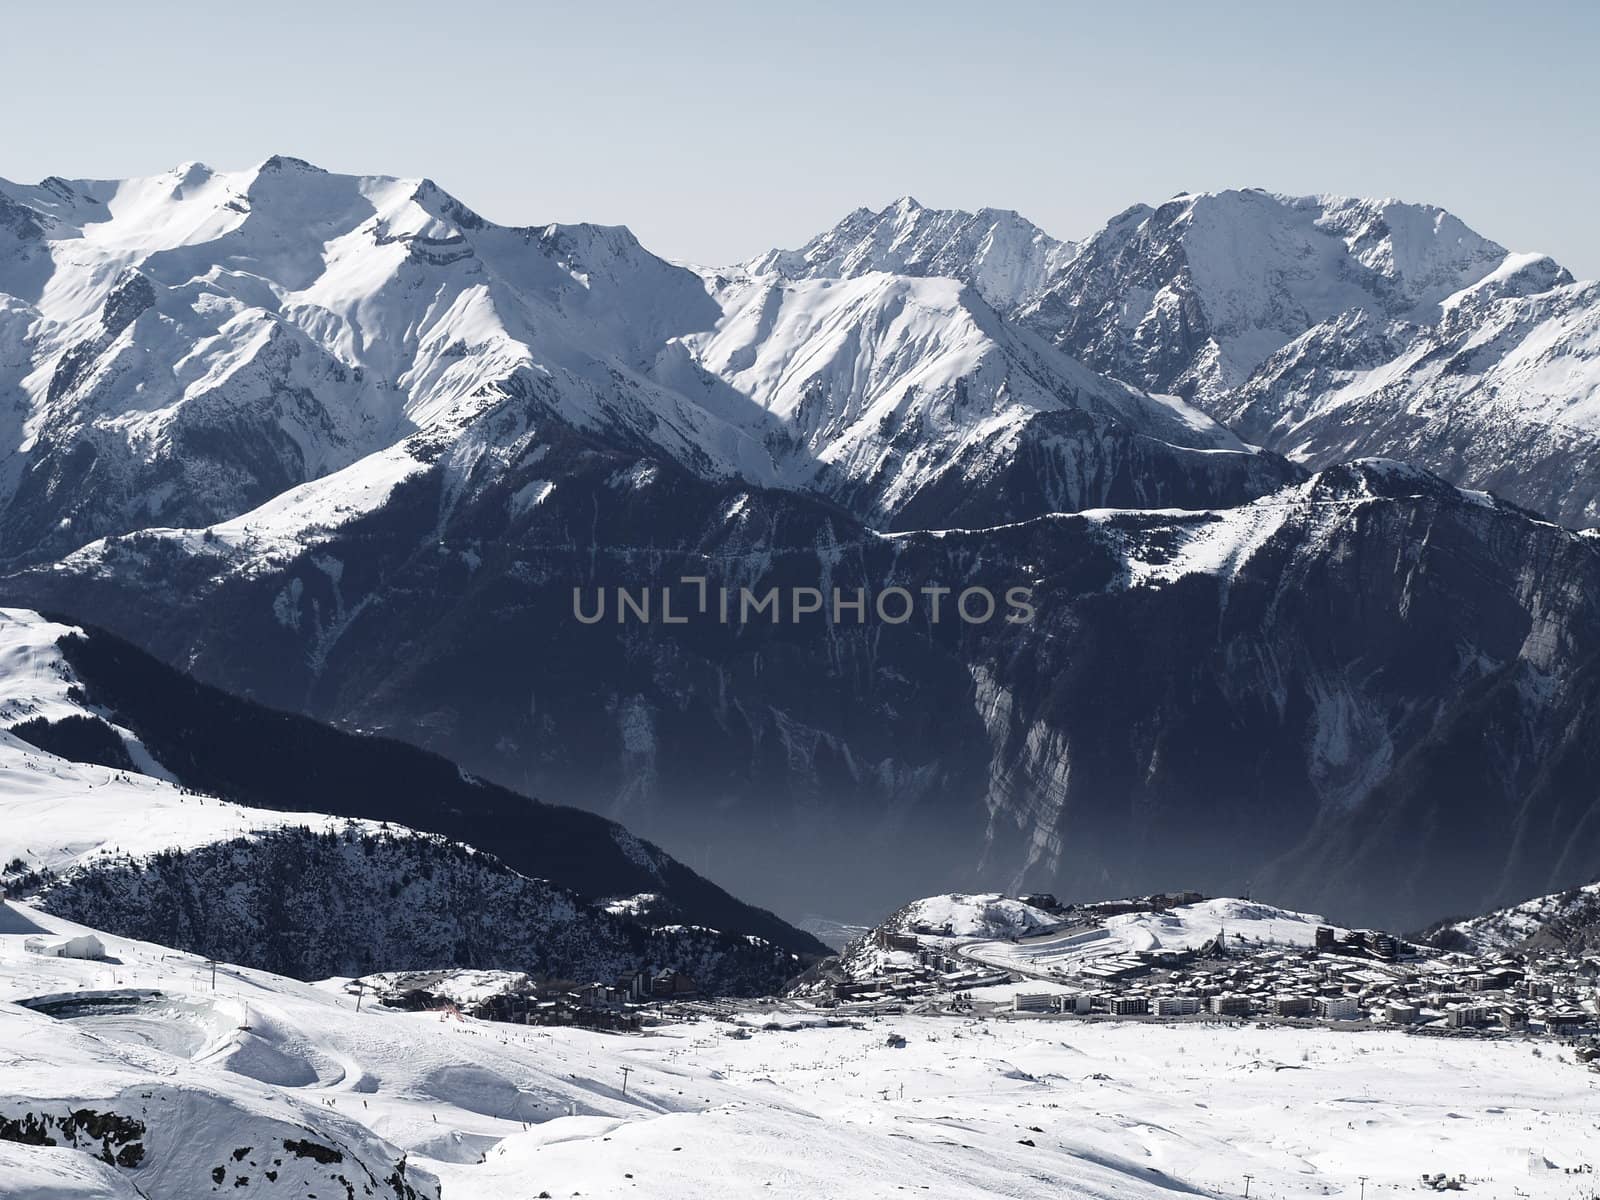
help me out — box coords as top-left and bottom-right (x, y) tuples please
(3, 160), (1600, 932)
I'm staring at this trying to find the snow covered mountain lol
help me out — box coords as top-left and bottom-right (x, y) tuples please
(8, 160), (1600, 933)
(1021, 188), (1513, 406)
(0, 157), (778, 567)
(0, 159), (1292, 572)
(681, 266), (1297, 529)
(1218, 261), (1600, 525)
(1426, 880), (1600, 954)
(3, 163), (1593, 551)
(744, 196), (1076, 312)
(0, 607), (824, 963)
(1020, 188), (1600, 525)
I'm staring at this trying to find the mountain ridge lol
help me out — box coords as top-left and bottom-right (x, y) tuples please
(0, 607), (825, 958)
(6, 161), (1600, 931)
(1017, 186), (1600, 525)
(10, 451), (1600, 930)
(744, 195), (1077, 311)
(0, 158), (1306, 571)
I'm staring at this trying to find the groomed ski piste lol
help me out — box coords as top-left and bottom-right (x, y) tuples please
(4, 895), (1599, 1200)
(957, 897), (1344, 977)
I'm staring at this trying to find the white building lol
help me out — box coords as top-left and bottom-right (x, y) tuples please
(1315, 996), (1361, 1020)
(1154, 996), (1203, 1016)
(25, 933), (106, 960)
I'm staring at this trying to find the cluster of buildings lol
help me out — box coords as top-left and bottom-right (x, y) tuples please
(1024, 936), (1600, 1036)
(370, 966), (701, 1031)
(808, 908), (1600, 1047)
(811, 934), (1012, 1011)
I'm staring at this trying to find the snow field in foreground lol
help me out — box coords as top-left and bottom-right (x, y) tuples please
(3, 903), (1598, 1199)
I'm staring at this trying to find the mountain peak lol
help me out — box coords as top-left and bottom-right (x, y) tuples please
(743, 196), (1076, 311)
(257, 153), (326, 175)
(1022, 186), (1522, 402)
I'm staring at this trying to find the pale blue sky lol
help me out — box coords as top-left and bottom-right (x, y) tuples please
(5, 0), (1597, 274)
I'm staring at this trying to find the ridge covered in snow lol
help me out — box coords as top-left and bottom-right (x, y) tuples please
(0, 159), (1303, 570)
(0, 606), (823, 966)
(0, 157), (778, 566)
(1220, 266), (1600, 525)
(744, 196), (1077, 311)
(1429, 880), (1600, 954)
(1019, 187), (1600, 524)
(1022, 188), (1516, 405)
(681, 267), (1296, 528)
(0, 676), (796, 994)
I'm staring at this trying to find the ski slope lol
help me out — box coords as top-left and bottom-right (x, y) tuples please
(4, 901), (1599, 1199)
(962, 898), (1344, 977)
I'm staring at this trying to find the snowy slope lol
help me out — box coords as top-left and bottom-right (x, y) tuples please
(0, 1141), (141, 1200)
(681, 267), (1298, 527)
(962, 898), (1344, 978)
(1094, 897), (1336, 952)
(0, 606), (825, 958)
(1020, 188), (1600, 525)
(1078, 457), (1495, 591)
(1, 913), (439, 1200)
(854, 892), (1345, 980)
(0, 717), (799, 992)
(0, 731), (354, 879)
(26, 824), (798, 992)
(746, 196), (1077, 311)
(0, 607), (815, 984)
(0, 607), (179, 779)
(5, 905), (1599, 1199)
(1221, 265), (1600, 525)
(889, 892), (1061, 939)
(0, 606), (428, 882)
(1430, 881), (1600, 954)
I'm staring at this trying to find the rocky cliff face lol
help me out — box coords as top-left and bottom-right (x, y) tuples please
(7, 164), (1600, 935)
(967, 461), (1600, 930)
(11, 423), (1600, 930)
